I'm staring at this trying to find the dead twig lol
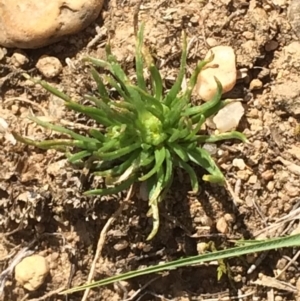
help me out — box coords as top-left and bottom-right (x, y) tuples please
(80, 185), (134, 301)
(276, 250), (300, 279)
(3, 97), (48, 116)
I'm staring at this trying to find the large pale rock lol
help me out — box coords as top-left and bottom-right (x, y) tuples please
(0, 0), (104, 49)
(15, 255), (49, 291)
(195, 46), (237, 101)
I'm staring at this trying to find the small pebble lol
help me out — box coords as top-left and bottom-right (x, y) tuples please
(267, 181), (275, 191)
(15, 255), (49, 291)
(213, 102), (244, 133)
(249, 79), (263, 91)
(0, 47), (7, 61)
(237, 170), (250, 181)
(232, 158), (246, 170)
(11, 50), (29, 67)
(248, 175), (258, 184)
(206, 38), (218, 47)
(265, 40), (279, 51)
(216, 217), (229, 234)
(224, 213), (236, 224)
(195, 46), (237, 101)
(261, 170), (274, 180)
(36, 55), (63, 78)
(202, 143), (217, 155)
(284, 182), (299, 196)
(113, 240), (129, 251)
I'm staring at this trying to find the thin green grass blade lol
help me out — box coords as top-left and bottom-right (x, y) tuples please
(149, 63), (163, 101)
(143, 46), (163, 101)
(135, 22), (147, 91)
(26, 76), (71, 102)
(168, 142), (189, 162)
(65, 102), (114, 127)
(29, 116), (100, 145)
(67, 150), (92, 163)
(108, 55), (129, 84)
(96, 142), (141, 161)
(94, 151), (140, 177)
(164, 31), (187, 106)
(195, 131), (248, 143)
(185, 115), (205, 141)
(163, 149), (173, 188)
(187, 147), (225, 184)
(97, 139), (118, 153)
(84, 176), (137, 196)
(177, 160), (199, 193)
(62, 234), (300, 294)
(90, 68), (110, 103)
(83, 56), (112, 70)
(89, 129), (105, 142)
(183, 77), (222, 116)
(129, 85), (164, 113)
(146, 166), (165, 240)
(183, 55), (214, 101)
(139, 147), (166, 181)
(13, 132), (79, 150)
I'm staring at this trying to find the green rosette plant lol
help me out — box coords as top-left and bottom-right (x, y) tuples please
(13, 24), (247, 240)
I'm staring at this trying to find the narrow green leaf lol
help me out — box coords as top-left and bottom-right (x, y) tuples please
(185, 53), (215, 102)
(89, 128), (105, 142)
(163, 149), (173, 188)
(149, 63), (163, 101)
(202, 174), (225, 184)
(135, 22), (147, 91)
(90, 68), (110, 103)
(62, 233), (300, 293)
(177, 160), (199, 193)
(195, 131), (248, 143)
(168, 142), (189, 162)
(187, 147), (224, 184)
(13, 132), (77, 150)
(67, 150), (92, 163)
(84, 176), (137, 196)
(96, 142), (141, 161)
(94, 150), (140, 177)
(184, 115), (205, 141)
(65, 102), (114, 127)
(164, 31), (187, 106)
(97, 139), (118, 153)
(37, 79), (71, 102)
(183, 77), (222, 117)
(129, 85), (164, 113)
(29, 116), (100, 145)
(83, 56), (112, 70)
(139, 147), (166, 181)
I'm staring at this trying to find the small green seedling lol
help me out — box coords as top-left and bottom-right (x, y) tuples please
(13, 24), (246, 239)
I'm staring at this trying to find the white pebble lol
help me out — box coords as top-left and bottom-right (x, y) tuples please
(213, 102), (244, 133)
(232, 158), (246, 170)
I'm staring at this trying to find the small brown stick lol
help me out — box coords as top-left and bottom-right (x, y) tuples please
(224, 178), (243, 206)
(133, 0), (143, 36)
(80, 185), (134, 301)
(276, 250), (300, 279)
(3, 97), (48, 116)
(25, 287), (65, 301)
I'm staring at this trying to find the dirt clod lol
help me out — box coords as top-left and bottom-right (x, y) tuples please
(14, 255), (49, 291)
